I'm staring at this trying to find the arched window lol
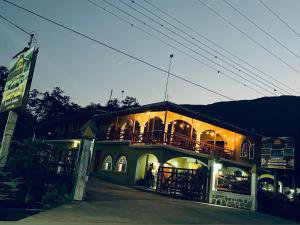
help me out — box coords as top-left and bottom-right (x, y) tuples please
(102, 155), (113, 171)
(116, 155), (127, 172)
(241, 139), (254, 159)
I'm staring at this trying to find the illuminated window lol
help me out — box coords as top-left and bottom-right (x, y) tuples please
(241, 140), (254, 159)
(116, 155), (127, 172)
(102, 155), (113, 171)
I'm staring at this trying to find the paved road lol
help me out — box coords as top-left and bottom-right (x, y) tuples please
(3, 177), (299, 225)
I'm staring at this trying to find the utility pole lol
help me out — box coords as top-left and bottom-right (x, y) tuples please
(163, 54), (173, 102)
(121, 90), (124, 107)
(121, 90), (124, 102)
(0, 34), (35, 167)
(109, 89), (113, 101)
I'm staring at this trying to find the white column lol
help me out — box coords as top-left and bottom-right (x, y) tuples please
(250, 165), (258, 211)
(208, 159), (215, 203)
(73, 138), (94, 201)
(196, 132), (201, 151)
(140, 125), (145, 134)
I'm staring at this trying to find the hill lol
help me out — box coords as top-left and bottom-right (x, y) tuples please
(182, 96), (300, 136)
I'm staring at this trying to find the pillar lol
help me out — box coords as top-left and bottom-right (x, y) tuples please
(273, 169), (278, 194)
(0, 110), (18, 167)
(196, 132), (201, 151)
(208, 158), (215, 203)
(140, 125), (145, 134)
(73, 138), (94, 200)
(250, 165), (258, 211)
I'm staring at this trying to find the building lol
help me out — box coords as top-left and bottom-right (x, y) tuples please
(43, 101), (261, 210)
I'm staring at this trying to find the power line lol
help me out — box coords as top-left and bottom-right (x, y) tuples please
(129, 0), (290, 95)
(222, 0), (300, 60)
(103, 0), (276, 95)
(1, 0), (235, 101)
(0, 13), (31, 35)
(0, 13), (37, 44)
(196, 0), (300, 76)
(88, 0), (265, 96)
(258, 0), (300, 39)
(140, 0), (300, 95)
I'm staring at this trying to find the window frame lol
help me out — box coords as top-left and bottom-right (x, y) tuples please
(116, 155), (128, 173)
(102, 155), (113, 171)
(241, 140), (255, 160)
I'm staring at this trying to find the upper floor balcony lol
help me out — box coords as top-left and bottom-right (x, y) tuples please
(107, 129), (235, 159)
(97, 102), (258, 162)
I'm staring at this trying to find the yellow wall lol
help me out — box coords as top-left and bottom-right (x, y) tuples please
(166, 157), (203, 169)
(109, 110), (248, 160)
(135, 154), (158, 180)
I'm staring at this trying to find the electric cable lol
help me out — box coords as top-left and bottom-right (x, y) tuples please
(1, 0), (235, 101)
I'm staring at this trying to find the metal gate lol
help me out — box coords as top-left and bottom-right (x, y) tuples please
(156, 166), (209, 202)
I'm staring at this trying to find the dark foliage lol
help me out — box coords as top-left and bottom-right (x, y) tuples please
(27, 87), (80, 122)
(0, 66), (8, 103)
(1, 141), (76, 209)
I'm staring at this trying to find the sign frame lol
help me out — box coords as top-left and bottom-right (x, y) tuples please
(0, 47), (38, 113)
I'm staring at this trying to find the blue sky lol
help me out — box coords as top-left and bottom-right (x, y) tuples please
(1, 0), (300, 106)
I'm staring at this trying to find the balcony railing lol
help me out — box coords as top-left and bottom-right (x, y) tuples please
(107, 130), (235, 159)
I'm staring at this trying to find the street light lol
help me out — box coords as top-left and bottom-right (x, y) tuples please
(164, 54), (174, 102)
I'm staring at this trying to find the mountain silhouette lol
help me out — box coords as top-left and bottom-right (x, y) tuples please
(182, 96), (300, 136)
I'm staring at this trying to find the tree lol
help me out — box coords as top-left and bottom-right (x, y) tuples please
(85, 103), (104, 111)
(105, 98), (120, 111)
(121, 96), (139, 108)
(27, 87), (80, 121)
(0, 66), (8, 103)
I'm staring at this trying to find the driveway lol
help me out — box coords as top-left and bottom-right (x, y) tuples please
(5, 176), (299, 225)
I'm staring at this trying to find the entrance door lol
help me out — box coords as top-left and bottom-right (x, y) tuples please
(156, 166), (209, 202)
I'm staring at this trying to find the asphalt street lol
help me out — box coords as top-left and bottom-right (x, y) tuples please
(2, 177), (299, 225)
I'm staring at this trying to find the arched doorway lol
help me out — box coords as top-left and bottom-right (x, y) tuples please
(200, 130), (225, 154)
(144, 117), (164, 143)
(216, 166), (251, 195)
(156, 157), (209, 201)
(164, 157), (206, 169)
(135, 153), (159, 187)
(258, 174), (283, 193)
(120, 120), (141, 140)
(167, 120), (196, 149)
(121, 120), (133, 140)
(107, 124), (120, 140)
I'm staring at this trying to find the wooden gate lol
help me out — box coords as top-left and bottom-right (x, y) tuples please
(156, 166), (209, 202)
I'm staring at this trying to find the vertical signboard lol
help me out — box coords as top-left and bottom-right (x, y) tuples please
(261, 137), (294, 170)
(0, 47), (38, 113)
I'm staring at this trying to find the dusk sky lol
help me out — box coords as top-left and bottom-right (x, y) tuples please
(1, 0), (300, 106)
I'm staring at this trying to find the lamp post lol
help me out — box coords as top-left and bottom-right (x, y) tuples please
(164, 54), (173, 102)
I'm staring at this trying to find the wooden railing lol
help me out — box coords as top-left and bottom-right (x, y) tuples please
(107, 130), (235, 159)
